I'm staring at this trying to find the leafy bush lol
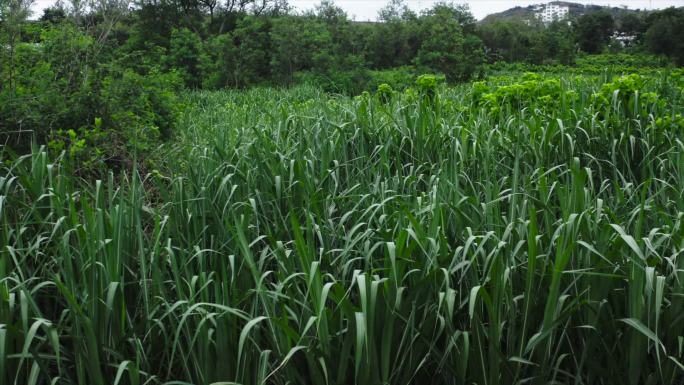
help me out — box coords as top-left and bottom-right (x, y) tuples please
(591, 74), (662, 119)
(0, 24), (181, 173)
(295, 67), (371, 95)
(416, 4), (485, 83)
(202, 33), (238, 89)
(365, 66), (417, 91)
(487, 53), (674, 76)
(375, 83), (394, 103)
(415, 73), (440, 101)
(167, 27), (206, 88)
(473, 72), (568, 115)
(575, 53), (672, 69)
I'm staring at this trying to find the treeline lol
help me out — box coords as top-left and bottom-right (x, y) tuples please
(94, 0), (486, 88)
(1, 0), (683, 167)
(8, 0), (684, 92)
(480, 8), (684, 65)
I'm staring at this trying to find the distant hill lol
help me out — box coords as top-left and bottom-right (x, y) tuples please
(480, 1), (645, 24)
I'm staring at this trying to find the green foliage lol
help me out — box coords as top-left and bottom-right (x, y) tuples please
(230, 16), (272, 88)
(174, 16), (276, 90)
(415, 73), (437, 90)
(575, 53), (673, 70)
(38, 6), (66, 24)
(593, 73), (646, 102)
(5, 0), (678, 105)
(4, 10), (684, 385)
(269, 16), (332, 84)
(644, 7), (684, 66)
(416, 4), (484, 83)
(0, 24), (181, 172)
(487, 53), (674, 76)
(364, 66), (416, 91)
(375, 82), (394, 103)
(591, 73), (663, 119)
(295, 62), (370, 95)
(473, 72), (568, 115)
(655, 114), (684, 131)
(365, 0), (420, 69)
(129, 0), (203, 49)
(1, 24), (95, 150)
(167, 27), (206, 88)
(575, 11), (615, 54)
(479, 19), (576, 65)
(3, 71), (684, 384)
(101, 67), (181, 144)
(201, 32), (237, 89)
(479, 7), (682, 66)
(294, 67), (417, 96)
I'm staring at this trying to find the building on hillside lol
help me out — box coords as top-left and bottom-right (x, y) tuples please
(534, 2), (570, 24)
(612, 32), (637, 47)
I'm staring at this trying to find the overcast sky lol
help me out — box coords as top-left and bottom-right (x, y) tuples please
(31, 0), (683, 21)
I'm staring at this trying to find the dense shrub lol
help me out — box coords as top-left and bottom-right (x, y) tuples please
(202, 33), (238, 89)
(472, 72), (568, 115)
(167, 27), (206, 88)
(365, 66), (417, 91)
(591, 74), (656, 111)
(644, 7), (684, 66)
(0, 24), (181, 172)
(416, 5), (484, 83)
(575, 53), (672, 68)
(487, 53), (674, 76)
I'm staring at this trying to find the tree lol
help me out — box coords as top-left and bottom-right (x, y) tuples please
(222, 0), (287, 15)
(202, 32), (237, 88)
(269, 15), (331, 83)
(128, 0), (182, 48)
(1, 0), (34, 148)
(644, 7), (684, 66)
(39, 6), (67, 24)
(619, 13), (645, 38)
(478, 19), (535, 63)
(416, 3), (484, 83)
(168, 27), (206, 88)
(0, 0), (34, 92)
(198, 0), (218, 23)
(575, 11), (614, 54)
(547, 21), (575, 65)
(315, 0), (353, 57)
(365, 0), (418, 68)
(230, 16), (272, 87)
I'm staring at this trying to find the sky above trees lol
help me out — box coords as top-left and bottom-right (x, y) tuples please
(31, 0), (683, 21)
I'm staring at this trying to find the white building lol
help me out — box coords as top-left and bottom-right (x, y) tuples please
(534, 3), (570, 24)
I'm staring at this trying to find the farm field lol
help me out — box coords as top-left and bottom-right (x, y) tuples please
(2, 70), (684, 384)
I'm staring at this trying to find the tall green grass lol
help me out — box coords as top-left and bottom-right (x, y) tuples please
(2, 73), (684, 384)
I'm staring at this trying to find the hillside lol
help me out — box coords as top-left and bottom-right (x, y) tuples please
(480, 1), (643, 23)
